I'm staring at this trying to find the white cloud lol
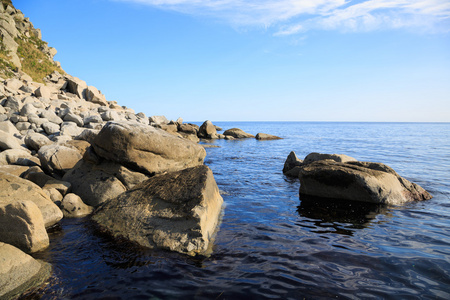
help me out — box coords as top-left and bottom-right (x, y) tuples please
(115, 0), (450, 34)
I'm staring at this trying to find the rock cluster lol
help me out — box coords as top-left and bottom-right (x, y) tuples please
(0, 2), (224, 296)
(283, 152), (432, 205)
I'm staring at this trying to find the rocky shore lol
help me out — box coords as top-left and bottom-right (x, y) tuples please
(1, 1), (434, 298)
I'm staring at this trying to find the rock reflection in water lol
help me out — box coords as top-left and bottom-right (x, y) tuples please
(297, 195), (389, 235)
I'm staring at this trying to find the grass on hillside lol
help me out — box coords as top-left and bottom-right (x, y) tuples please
(15, 36), (64, 83)
(0, 37), (16, 78)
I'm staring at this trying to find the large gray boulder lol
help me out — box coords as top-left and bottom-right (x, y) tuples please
(0, 200), (49, 253)
(25, 133), (52, 151)
(0, 242), (52, 299)
(92, 121), (206, 175)
(298, 159), (432, 205)
(62, 161), (127, 207)
(0, 130), (23, 150)
(0, 148), (40, 166)
(223, 128), (255, 139)
(86, 86), (107, 106)
(38, 144), (82, 175)
(92, 165), (224, 256)
(0, 171), (63, 227)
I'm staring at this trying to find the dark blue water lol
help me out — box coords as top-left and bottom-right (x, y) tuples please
(29, 122), (450, 299)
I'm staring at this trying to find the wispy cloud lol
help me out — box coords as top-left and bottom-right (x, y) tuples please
(115, 0), (450, 34)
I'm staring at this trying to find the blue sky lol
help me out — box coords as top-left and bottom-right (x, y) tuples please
(13, 0), (450, 122)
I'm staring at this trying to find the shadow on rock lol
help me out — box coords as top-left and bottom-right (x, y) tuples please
(297, 195), (390, 236)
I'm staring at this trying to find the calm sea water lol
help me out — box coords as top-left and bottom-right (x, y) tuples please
(29, 122), (450, 299)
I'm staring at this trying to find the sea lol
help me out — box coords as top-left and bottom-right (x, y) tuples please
(29, 122), (450, 299)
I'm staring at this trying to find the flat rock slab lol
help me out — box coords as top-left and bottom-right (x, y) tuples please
(92, 121), (206, 175)
(92, 165), (224, 256)
(0, 242), (52, 299)
(255, 133), (282, 140)
(223, 128), (255, 139)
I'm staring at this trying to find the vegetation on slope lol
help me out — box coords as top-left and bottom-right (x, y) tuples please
(15, 35), (64, 82)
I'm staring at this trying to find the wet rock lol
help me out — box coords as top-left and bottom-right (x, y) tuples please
(255, 133), (282, 140)
(223, 128), (255, 139)
(298, 158), (432, 205)
(283, 151), (303, 177)
(92, 165), (223, 256)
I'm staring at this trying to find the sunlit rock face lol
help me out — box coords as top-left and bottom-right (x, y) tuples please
(92, 165), (224, 256)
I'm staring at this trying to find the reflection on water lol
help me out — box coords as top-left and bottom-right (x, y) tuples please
(297, 195), (390, 235)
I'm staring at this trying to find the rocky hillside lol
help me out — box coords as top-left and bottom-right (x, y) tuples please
(0, 1), (64, 81)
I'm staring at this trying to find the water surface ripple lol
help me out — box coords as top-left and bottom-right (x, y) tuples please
(29, 122), (450, 299)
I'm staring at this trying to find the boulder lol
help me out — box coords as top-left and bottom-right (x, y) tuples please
(92, 121), (206, 175)
(223, 128), (255, 139)
(149, 115), (169, 125)
(60, 121), (84, 137)
(298, 159), (432, 205)
(63, 113), (84, 127)
(255, 133), (282, 140)
(198, 120), (217, 139)
(303, 152), (357, 165)
(92, 165), (223, 256)
(0, 165), (30, 177)
(0, 171), (63, 227)
(283, 151), (303, 177)
(0, 120), (20, 135)
(42, 122), (60, 135)
(60, 193), (94, 218)
(38, 144), (82, 175)
(34, 86), (51, 99)
(0, 201), (49, 253)
(40, 109), (63, 125)
(178, 123), (198, 135)
(62, 161), (127, 207)
(25, 133), (52, 151)
(86, 86), (107, 106)
(0, 242), (52, 299)
(65, 76), (87, 99)
(0, 130), (22, 150)
(0, 149), (39, 166)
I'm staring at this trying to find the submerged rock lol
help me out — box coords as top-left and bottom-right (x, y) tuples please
(0, 242), (52, 299)
(255, 133), (282, 140)
(92, 121), (206, 175)
(92, 165), (224, 256)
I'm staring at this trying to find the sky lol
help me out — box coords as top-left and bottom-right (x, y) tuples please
(12, 0), (450, 122)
